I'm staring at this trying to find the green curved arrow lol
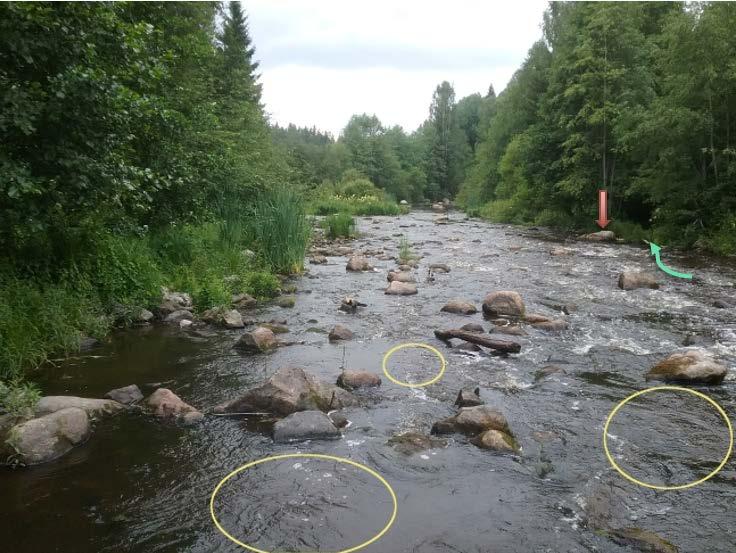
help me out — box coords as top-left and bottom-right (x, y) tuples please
(649, 242), (692, 279)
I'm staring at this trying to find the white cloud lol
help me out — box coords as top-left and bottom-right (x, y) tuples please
(244, 0), (548, 136)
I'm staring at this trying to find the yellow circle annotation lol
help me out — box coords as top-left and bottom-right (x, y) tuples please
(381, 342), (447, 388)
(210, 453), (398, 553)
(603, 385), (733, 491)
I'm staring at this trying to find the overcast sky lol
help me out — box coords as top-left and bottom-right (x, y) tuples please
(244, 0), (548, 137)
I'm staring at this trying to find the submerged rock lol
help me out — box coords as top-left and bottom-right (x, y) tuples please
(385, 281), (418, 295)
(104, 385), (143, 405)
(580, 230), (616, 242)
(164, 309), (194, 324)
(144, 388), (203, 423)
(309, 255), (328, 265)
(387, 431), (447, 455)
(35, 396), (125, 418)
(491, 325), (527, 336)
(328, 324), (354, 342)
(523, 313), (551, 324)
(214, 366), (357, 416)
(441, 299), (478, 315)
(3, 407), (90, 465)
(234, 327), (278, 352)
(429, 263), (451, 273)
(460, 322), (485, 333)
(346, 256), (373, 272)
(272, 410), (340, 443)
(471, 429), (519, 453)
(604, 528), (679, 553)
(618, 272), (660, 291)
(531, 319), (569, 332)
(275, 295), (296, 308)
(432, 405), (511, 436)
(482, 291), (525, 319)
(550, 247), (573, 256)
(336, 370), (381, 390)
(455, 387), (483, 407)
(645, 350), (728, 384)
(534, 365), (566, 382)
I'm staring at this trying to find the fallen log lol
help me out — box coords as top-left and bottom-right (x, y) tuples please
(434, 329), (521, 354)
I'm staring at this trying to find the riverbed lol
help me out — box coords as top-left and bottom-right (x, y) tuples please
(3, 211), (735, 552)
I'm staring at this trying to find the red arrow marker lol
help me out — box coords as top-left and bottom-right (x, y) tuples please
(596, 189), (611, 228)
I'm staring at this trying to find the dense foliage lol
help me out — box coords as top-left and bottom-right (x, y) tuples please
(457, 2), (736, 251)
(0, 2), (302, 382)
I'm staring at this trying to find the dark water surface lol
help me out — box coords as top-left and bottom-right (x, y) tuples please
(3, 211), (736, 552)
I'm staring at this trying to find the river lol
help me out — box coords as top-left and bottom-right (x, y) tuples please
(3, 211), (735, 552)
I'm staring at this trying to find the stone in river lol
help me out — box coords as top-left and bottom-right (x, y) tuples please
(272, 410), (340, 443)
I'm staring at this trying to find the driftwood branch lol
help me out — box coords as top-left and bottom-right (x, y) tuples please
(434, 329), (521, 353)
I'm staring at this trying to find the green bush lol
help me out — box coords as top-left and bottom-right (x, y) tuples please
(610, 220), (652, 243)
(0, 379), (41, 418)
(338, 177), (383, 199)
(322, 213), (356, 239)
(241, 271), (281, 298)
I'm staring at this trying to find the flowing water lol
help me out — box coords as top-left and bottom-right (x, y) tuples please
(3, 211), (736, 553)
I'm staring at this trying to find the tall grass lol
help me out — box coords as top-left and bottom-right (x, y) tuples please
(250, 187), (311, 274)
(311, 196), (401, 216)
(322, 213), (356, 239)
(398, 235), (416, 264)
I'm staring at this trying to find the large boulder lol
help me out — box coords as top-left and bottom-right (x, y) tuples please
(645, 350), (728, 385)
(144, 388), (203, 423)
(387, 431), (447, 455)
(104, 385), (143, 405)
(580, 230), (616, 242)
(234, 327), (278, 352)
(328, 325), (354, 342)
(336, 370), (381, 390)
(471, 429), (519, 453)
(618, 272), (660, 291)
(482, 291), (525, 319)
(272, 410), (340, 443)
(4, 407), (90, 465)
(158, 289), (192, 317)
(346, 256), (372, 272)
(35, 396), (125, 418)
(385, 281), (418, 295)
(441, 300), (478, 315)
(213, 366), (358, 416)
(431, 202), (446, 213)
(431, 405), (511, 436)
(387, 271), (415, 283)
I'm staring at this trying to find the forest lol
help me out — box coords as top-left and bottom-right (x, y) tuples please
(1, 1), (736, 401)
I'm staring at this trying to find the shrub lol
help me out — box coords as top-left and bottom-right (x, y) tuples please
(241, 271), (281, 298)
(322, 213), (356, 239)
(0, 379), (41, 418)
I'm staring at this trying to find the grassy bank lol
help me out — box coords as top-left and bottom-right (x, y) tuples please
(307, 173), (404, 216)
(0, 189), (310, 384)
